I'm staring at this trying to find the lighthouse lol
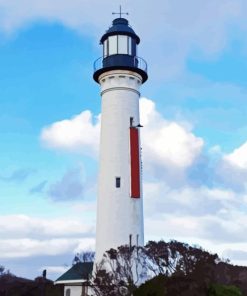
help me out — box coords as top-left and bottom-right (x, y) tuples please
(93, 12), (148, 263)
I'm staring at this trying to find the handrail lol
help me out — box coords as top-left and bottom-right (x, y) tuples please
(93, 55), (148, 73)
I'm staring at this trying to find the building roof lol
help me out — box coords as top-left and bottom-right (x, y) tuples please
(100, 18), (140, 44)
(55, 262), (93, 284)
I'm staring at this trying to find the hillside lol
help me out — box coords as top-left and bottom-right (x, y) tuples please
(0, 274), (62, 296)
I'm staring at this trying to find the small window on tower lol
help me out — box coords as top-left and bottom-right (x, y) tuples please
(116, 177), (121, 188)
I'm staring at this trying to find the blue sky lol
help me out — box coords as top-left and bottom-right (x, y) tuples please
(1, 0), (247, 280)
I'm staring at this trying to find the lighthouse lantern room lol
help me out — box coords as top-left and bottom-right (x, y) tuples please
(94, 12), (148, 263)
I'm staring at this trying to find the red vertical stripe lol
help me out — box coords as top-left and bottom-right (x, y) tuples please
(130, 127), (140, 198)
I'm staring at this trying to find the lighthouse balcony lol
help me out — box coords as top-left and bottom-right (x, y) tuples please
(93, 55), (148, 83)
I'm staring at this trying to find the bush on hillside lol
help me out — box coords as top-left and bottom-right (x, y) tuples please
(208, 284), (242, 296)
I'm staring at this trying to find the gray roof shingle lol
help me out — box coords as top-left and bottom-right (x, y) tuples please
(55, 262), (93, 282)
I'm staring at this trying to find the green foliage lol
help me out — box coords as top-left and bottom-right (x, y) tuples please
(134, 275), (167, 296)
(144, 240), (219, 279)
(135, 278), (243, 296)
(208, 284), (242, 296)
(0, 265), (7, 275)
(0, 274), (61, 296)
(134, 275), (208, 296)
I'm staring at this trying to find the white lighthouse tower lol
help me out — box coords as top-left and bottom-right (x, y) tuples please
(93, 12), (148, 263)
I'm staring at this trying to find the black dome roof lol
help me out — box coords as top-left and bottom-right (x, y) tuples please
(100, 18), (140, 44)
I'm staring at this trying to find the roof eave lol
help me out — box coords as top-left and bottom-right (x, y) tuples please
(54, 279), (87, 285)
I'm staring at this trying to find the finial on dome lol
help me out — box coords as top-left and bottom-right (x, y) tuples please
(112, 5), (129, 18)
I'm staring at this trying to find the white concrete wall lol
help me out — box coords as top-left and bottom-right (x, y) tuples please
(64, 285), (82, 296)
(95, 70), (144, 263)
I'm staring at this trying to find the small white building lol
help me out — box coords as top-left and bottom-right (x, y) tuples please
(54, 262), (93, 296)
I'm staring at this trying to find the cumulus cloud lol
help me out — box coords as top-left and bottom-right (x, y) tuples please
(0, 215), (94, 240)
(4, 0), (247, 274)
(30, 180), (47, 194)
(145, 133), (247, 260)
(40, 98), (203, 179)
(47, 167), (85, 201)
(0, 214), (95, 259)
(223, 249), (247, 262)
(145, 196), (247, 245)
(144, 182), (241, 217)
(0, 238), (95, 259)
(143, 176), (247, 264)
(224, 141), (247, 169)
(0, 1), (247, 78)
(140, 98), (203, 175)
(0, 214), (95, 278)
(38, 97), (247, 266)
(211, 142), (247, 191)
(41, 111), (100, 156)
(0, 238), (75, 258)
(0, 168), (35, 182)
(38, 265), (68, 275)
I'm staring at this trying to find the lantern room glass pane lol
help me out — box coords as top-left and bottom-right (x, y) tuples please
(118, 35), (128, 54)
(103, 40), (108, 57)
(108, 36), (117, 55)
(128, 37), (132, 55)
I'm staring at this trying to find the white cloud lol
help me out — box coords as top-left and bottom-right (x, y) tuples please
(0, 1), (247, 78)
(39, 265), (68, 275)
(224, 141), (247, 169)
(140, 98), (203, 171)
(0, 0), (111, 34)
(73, 240), (95, 254)
(0, 238), (95, 258)
(144, 181), (241, 218)
(0, 214), (94, 239)
(48, 167), (85, 201)
(38, 96), (247, 267)
(214, 142), (247, 190)
(141, 173), (247, 267)
(144, 192), (247, 265)
(3, 0), (247, 273)
(0, 214), (95, 259)
(41, 110), (100, 156)
(40, 98), (203, 176)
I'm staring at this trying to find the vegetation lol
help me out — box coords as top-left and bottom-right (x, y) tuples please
(72, 251), (95, 265)
(208, 284), (242, 296)
(134, 276), (243, 296)
(0, 268), (62, 296)
(1, 240), (247, 295)
(90, 240), (247, 296)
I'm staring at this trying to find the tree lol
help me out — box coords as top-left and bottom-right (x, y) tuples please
(208, 284), (242, 296)
(133, 274), (166, 296)
(0, 265), (12, 278)
(91, 245), (147, 296)
(134, 274), (207, 296)
(0, 265), (6, 276)
(90, 240), (244, 296)
(72, 251), (95, 265)
(144, 240), (219, 283)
